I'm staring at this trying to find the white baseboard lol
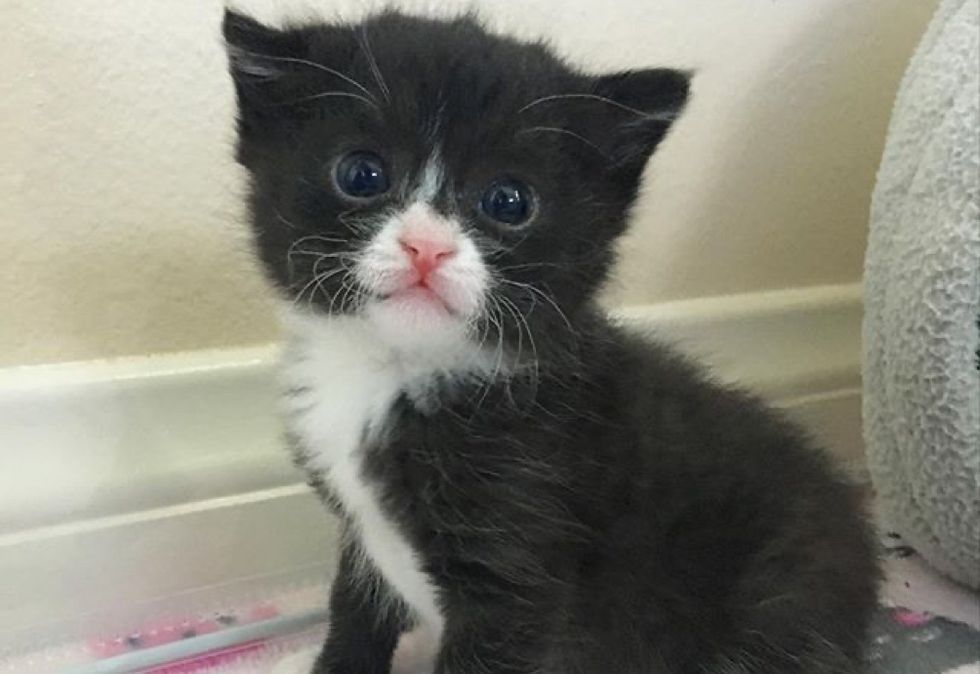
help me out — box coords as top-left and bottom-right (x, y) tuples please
(0, 284), (864, 641)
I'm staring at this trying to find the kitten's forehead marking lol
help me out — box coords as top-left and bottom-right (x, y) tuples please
(413, 151), (445, 204)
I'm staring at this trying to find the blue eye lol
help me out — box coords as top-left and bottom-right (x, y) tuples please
(335, 151), (389, 198)
(480, 179), (534, 226)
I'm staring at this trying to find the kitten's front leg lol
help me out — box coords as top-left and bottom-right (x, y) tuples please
(313, 539), (408, 674)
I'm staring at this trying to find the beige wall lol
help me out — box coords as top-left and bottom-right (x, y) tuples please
(1, 0), (936, 367)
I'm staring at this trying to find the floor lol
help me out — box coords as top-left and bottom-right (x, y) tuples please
(2, 534), (976, 673)
(270, 532), (980, 674)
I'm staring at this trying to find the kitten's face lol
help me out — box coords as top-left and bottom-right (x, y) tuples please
(225, 10), (687, 358)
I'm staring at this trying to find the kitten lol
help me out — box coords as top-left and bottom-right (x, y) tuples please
(223, 9), (879, 673)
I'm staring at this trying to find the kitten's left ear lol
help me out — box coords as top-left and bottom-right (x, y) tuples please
(589, 68), (690, 180)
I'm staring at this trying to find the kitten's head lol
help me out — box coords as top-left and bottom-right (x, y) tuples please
(224, 9), (688, 360)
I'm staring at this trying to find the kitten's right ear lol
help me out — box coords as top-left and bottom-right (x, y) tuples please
(223, 8), (305, 142)
(223, 9), (301, 80)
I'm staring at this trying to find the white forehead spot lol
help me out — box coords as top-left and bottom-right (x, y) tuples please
(398, 201), (458, 235)
(413, 151), (445, 204)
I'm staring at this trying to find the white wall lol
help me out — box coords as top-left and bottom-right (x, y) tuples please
(0, 0), (937, 366)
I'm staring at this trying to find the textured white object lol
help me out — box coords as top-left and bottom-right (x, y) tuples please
(863, 0), (980, 588)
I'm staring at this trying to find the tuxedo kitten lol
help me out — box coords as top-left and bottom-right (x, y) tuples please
(224, 9), (878, 673)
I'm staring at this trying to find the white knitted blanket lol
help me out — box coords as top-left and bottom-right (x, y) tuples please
(863, 0), (980, 588)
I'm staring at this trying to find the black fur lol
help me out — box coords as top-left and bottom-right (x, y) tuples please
(224, 9), (878, 673)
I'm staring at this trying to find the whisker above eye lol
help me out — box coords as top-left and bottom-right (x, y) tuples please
(517, 126), (606, 156)
(356, 25), (391, 103)
(279, 90), (380, 110)
(517, 92), (678, 122)
(233, 48), (379, 104)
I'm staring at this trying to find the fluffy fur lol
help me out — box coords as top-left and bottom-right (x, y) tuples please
(223, 9), (878, 673)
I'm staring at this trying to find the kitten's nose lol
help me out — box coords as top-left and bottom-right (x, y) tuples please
(400, 236), (456, 279)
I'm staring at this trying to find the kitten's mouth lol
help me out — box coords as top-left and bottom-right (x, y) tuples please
(380, 283), (457, 316)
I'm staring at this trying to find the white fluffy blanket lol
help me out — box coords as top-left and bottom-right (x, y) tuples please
(863, 0), (980, 588)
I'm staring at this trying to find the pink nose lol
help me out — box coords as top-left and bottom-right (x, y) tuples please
(400, 237), (456, 279)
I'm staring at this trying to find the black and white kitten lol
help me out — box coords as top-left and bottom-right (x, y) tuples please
(223, 9), (878, 674)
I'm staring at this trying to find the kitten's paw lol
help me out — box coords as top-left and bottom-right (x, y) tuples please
(270, 647), (318, 674)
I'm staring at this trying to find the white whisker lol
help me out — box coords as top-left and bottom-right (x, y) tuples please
(498, 294), (540, 399)
(498, 295), (523, 370)
(518, 93), (677, 122)
(287, 250), (351, 259)
(495, 262), (566, 273)
(234, 48), (379, 103)
(286, 236), (348, 278)
(337, 209), (377, 236)
(518, 126), (605, 155)
(292, 265), (347, 308)
(357, 25), (391, 103)
(274, 210), (301, 229)
(501, 279), (574, 332)
(288, 233), (348, 249)
(283, 90), (379, 110)
(471, 295), (507, 412)
(328, 274), (359, 315)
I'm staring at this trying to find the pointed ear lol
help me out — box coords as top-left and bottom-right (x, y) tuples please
(223, 9), (308, 146)
(589, 68), (690, 181)
(223, 9), (303, 81)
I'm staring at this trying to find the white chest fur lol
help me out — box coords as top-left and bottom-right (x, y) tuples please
(280, 309), (449, 633)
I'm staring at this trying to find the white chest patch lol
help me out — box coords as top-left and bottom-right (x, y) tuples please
(280, 308), (489, 635)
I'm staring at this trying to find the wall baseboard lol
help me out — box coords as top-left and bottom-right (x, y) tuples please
(0, 284), (864, 639)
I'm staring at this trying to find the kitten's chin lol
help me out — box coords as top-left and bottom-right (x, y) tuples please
(365, 294), (472, 355)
